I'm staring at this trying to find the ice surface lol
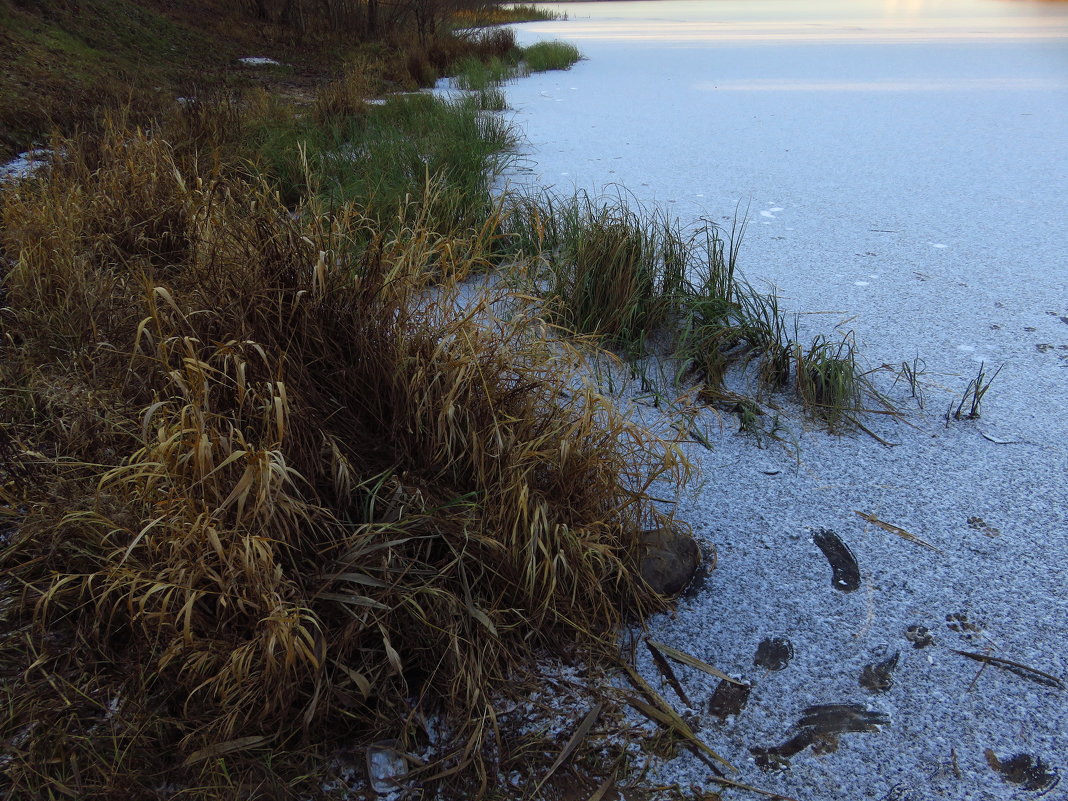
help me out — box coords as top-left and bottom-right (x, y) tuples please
(0, 150), (50, 182)
(502, 1), (1068, 799)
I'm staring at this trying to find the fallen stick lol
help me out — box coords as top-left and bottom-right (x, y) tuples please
(706, 774), (801, 801)
(854, 510), (943, 553)
(953, 650), (1066, 690)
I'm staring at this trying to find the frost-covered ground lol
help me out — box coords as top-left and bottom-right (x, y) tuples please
(0, 150), (51, 182)
(503, 2), (1068, 799)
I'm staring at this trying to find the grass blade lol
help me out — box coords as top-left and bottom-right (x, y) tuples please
(315, 592), (391, 610)
(854, 510), (943, 553)
(529, 703), (603, 798)
(644, 639), (692, 707)
(183, 736), (269, 766)
(623, 693), (734, 770)
(645, 639), (743, 685)
(707, 774), (800, 801)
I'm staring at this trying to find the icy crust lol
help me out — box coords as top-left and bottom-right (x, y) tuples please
(0, 150), (51, 182)
(494, 0), (1068, 799)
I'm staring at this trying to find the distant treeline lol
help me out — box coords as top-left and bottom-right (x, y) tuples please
(240, 0), (503, 37)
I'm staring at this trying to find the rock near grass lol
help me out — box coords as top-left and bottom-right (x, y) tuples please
(638, 525), (700, 597)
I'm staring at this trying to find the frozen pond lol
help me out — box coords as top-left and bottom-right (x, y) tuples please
(504, 2), (1068, 800)
(506, 1), (1068, 392)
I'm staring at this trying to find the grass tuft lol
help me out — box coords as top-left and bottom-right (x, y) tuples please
(505, 189), (689, 352)
(448, 37), (581, 89)
(453, 4), (567, 26)
(896, 355), (927, 407)
(312, 58), (385, 125)
(948, 361), (1003, 421)
(452, 54), (518, 90)
(794, 333), (865, 431)
(250, 91), (517, 235)
(522, 40), (583, 73)
(0, 119), (689, 798)
(503, 190), (896, 431)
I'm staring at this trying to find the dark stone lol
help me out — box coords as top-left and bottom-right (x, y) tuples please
(638, 525), (700, 596)
(754, 636), (794, 671)
(860, 651), (900, 693)
(681, 540), (717, 598)
(811, 528), (861, 592)
(708, 678), (751, 719)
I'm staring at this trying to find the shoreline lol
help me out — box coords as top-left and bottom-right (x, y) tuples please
(1, 2), (1066, 798)
(501, 4), (1068, 799)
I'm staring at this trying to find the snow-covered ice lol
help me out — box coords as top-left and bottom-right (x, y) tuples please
(503, 1), (1068, 798)
(0, 150), (50, 182)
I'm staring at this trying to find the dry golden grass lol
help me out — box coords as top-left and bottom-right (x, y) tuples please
(0, 122), (689, 797)
(312, 57), (384, 125)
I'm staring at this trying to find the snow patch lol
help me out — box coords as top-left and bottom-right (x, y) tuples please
(0, 150), (51, 182)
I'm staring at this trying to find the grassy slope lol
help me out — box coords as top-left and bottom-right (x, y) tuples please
(0, 0), (341, 159)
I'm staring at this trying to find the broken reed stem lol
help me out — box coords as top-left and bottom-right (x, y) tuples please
(953, 650), (1066, 690)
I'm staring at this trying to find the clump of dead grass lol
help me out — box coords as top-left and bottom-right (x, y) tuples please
(1, 122), (190, 357)
(0, 125), (688, 797)
(312, 56), (387, 125)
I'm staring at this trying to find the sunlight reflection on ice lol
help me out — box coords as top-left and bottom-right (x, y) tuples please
(549, 25), (1068, 43)
(521, 5), (1068, 44)
(696, 77), (1066, 91)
